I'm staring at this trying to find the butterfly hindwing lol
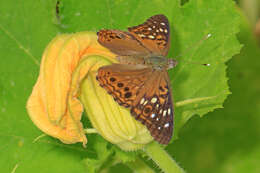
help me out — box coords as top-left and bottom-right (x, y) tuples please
(97, 65), (174, 144)
(130, 70), (173, 144)
(97, 64), (153, 107)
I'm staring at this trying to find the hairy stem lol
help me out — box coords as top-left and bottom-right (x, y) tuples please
(126, 157), (155, 173)
(99, 158), (121, 173)
(143, 142), (185, 173)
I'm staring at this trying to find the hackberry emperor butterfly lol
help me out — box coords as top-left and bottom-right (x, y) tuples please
(96, 14), (177, 144)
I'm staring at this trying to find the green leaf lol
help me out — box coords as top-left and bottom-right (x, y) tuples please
(58, 0), (241, 139)
(0, 1), (89, 172)
(167, 9), (260, 173)
(0, 0), (241, 172)
(83, 136), (113, 173)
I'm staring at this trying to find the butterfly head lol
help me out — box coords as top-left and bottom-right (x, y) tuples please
(167, 58), (178, 69)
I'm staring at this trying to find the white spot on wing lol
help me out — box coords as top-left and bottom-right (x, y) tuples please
(163, 110), (167, 117)
(168, 108), (171, 115)
(140, 98), (145, 105)
(151, 113), (156, 118)
(160, 22), (165, 25)
(164, 123), (169, 128)
(148, 35), (155, 39)
(151, 97), (157, 103)
(138, 34), (146, 38)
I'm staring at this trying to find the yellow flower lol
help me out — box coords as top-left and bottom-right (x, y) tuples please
(27, 32), (152, 150)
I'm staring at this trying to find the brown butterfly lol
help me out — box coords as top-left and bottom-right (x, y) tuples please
(96, 14), (177, 145)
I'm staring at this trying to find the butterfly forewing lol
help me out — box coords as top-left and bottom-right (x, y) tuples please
(97, 14), (170, 57)
(97, 30), (151, 56)
(128, 14), (170, 56)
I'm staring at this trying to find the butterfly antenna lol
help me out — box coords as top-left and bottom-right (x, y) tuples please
(173, 33), (212, 66)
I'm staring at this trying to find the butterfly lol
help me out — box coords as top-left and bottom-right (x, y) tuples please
(96, 14), (177, 145)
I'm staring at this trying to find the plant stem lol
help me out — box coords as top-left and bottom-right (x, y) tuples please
(126, 157), (155, 173)
(143, 142), (185, 173)
(99, 158), (121, 173)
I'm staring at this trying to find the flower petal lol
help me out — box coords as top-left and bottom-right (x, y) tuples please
(27, 32), (115, 145)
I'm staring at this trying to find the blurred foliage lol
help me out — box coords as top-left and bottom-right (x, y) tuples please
(239, 0), (260, 26)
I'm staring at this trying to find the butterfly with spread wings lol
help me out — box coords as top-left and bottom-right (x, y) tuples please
(96, 14), (177, 145)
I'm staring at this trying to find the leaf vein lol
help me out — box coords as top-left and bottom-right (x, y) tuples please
(0, 24), (40, 66)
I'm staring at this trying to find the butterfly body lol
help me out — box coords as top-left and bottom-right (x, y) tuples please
(116, 55), (177, 70)
(144, 56), (177, 70)
(96, 14), (176, 144)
